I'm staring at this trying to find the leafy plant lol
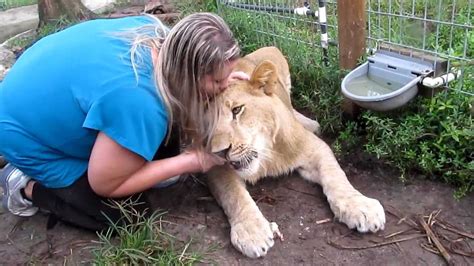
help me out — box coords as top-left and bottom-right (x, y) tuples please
(362, 91), (473, 198)
(332, 120), (360, 157)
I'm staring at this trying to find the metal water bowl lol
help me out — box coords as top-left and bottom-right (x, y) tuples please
(341, 50), (433, 111)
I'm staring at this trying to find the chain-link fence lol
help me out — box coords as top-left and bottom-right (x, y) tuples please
(367, 0), (472, 95)
(218, 0), (339, 65)
(218, 0), (473, 95)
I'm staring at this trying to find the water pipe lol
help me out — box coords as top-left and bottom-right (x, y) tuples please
(421, 70), (461, 88)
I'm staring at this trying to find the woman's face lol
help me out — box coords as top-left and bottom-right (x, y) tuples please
(201, 60), (238, 96)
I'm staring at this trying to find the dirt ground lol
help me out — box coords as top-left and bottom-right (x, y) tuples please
(0, 3), (473, 266)
(1, 154), (473, 265)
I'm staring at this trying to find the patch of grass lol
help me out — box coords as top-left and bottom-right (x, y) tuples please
(6, 16), (77, 53)
(0, 0), (37, 11)
(91, 198), (208, 265)
(174, 0), (218, 15)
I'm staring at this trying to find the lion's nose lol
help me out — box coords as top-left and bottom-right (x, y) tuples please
(213, 144), (231, 159)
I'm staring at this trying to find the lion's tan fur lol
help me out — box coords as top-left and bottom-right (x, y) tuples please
(206, 47), (385, 258)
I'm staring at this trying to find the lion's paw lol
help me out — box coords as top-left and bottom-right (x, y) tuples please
(330, 193), (385, 233)
(230, 216), (281, 258)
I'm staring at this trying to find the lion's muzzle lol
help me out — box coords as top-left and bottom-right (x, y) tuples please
(213, 144), (259, 171)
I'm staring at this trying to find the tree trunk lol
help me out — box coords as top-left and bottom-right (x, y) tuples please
(38, 0), (96, 26)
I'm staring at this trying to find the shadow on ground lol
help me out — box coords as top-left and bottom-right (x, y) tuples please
(1, 159), (472, 265)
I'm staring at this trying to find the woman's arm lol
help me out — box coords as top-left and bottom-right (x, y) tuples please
(88, 132), (222, 198)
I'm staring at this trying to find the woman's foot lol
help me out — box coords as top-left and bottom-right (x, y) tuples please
(1, 164), (38, 216)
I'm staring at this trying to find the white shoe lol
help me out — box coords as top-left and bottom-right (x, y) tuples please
(1, 164), (39, 217)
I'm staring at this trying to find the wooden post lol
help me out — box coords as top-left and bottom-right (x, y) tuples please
(337, 0), (366, 117)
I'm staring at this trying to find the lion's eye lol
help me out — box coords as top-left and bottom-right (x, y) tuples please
(231, 105), (244, 119)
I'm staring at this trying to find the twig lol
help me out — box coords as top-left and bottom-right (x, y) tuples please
(435, 220), (474, 239)
(328, 234), (424, 250)
(419, 217), (453, 265)
(384, 229), (414, 239)
(450, 247), (474, 257)
(449, 238), (474, 257)
(385, 206), (419, 228)
(255, 195), (277, 204)
(284, 186), (318, 197)
(421, 243), (441, 254)
(316, 218), (332, 225)
(425, 209), (442, 227)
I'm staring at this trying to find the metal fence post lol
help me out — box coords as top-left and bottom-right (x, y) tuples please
(337, 0), (366, 116)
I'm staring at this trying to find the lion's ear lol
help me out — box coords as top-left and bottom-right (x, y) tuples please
(250, 60), (278, 95)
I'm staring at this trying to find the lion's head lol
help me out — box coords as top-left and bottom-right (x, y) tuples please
(210, 60), (299, 180)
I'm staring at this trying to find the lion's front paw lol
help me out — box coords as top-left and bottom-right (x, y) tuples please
(329, 193), (385, 233)
(230, 216), (282, 258)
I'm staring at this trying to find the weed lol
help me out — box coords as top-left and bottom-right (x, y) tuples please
(91, 198), (207, 265)
(332, 120), (360, 157)
(362, 91), (473, 198)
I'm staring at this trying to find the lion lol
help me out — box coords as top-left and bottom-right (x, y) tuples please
(206, 46), (386, 258)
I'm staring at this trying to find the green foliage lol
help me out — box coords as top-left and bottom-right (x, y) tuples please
(362, 91), (473, 198)
(0, 0), (36, 11)
(332, 121), (360, 157)
(92, 199), (206, 265)
(174, 0), (218, 16)
(6, 16), (76, 51)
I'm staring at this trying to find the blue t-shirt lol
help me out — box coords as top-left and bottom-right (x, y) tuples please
(0, 16), (168, 188)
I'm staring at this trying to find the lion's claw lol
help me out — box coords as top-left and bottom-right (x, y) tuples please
(270, 222), (284, 241)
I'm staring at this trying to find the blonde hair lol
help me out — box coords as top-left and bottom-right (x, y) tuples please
(121, 13), (240, 149)
(156, 13), (240, 149)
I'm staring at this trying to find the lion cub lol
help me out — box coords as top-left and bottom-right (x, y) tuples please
(207, 46), (385, 258)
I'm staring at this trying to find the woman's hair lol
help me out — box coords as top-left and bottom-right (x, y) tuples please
(155, 12), (240, 149)
(119, 13), (239, 149)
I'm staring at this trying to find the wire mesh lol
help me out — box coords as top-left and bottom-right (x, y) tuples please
(367, 0), (473, 95)
(218, 0), (473, 94)
(217, 0), (339, 65)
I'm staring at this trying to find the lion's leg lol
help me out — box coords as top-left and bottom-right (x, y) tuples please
(293, 109), (321, 135)
(296, 135), (385, 232)
(283, 75), (321, 134)
(207, 167), (282, 258)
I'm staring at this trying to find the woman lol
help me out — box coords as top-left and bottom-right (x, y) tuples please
(0, 12), (247, 231)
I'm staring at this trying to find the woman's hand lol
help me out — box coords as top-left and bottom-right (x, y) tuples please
(228, 71), (250, 82)
(187, 149), (226, 173)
